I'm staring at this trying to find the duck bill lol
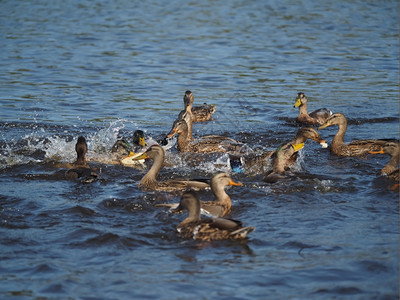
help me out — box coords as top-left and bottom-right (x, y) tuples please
(291, 143), (304, 152)
(293, 98), (302, 108)
(167, 128), (178, 138)
(318, 122), (331, 130)
(131, 152), (149, 160)
(369, 148), (384, 154)
(139, 137), (147, 147)
(229, 179), (243, 186)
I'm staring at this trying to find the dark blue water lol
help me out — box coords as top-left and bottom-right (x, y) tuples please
(0, 0), (398, 299)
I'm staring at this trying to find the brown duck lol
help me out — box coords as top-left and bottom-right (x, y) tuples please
(264, 127), (327, 182)
(369, 141), (399, 182)
(293, 92), (332, 126)
(173, 191), (254, 241)
(65, 136), (98, 182)
(167, 119), (244, 153)
(184, 90), (216, 122)
(318, 113), (389, 157)
(131, 145), (209, 192)
(155, 172), (242, 217)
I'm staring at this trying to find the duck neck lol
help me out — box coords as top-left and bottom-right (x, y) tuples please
(211, 184), (230, 204)
(176, 129), (191, 152)
(179, 207), (201, 226)
(75, 154), (87, 167)
(332, 119), (347, 149)
(184, 109), (193, 141)
(383, 152), (400, 175)
(298, 102), (309, 117)
(141, 151), (164, 186)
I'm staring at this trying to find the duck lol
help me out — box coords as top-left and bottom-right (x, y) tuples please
(369, 141), (399, 183)
(113, 130), (150, 166)
(167, 118), (244, 154)
(293, 92), (332, 126)
(155, 172), (242, 217)
(228, 127), (326, 176)
(65, 136), (98, 182)
(172, 191), (254, 241)
(264, 127), (327, 182)
(112, 130), (148, 156)
(184, 90), (216, 122)
(131, 145), (209, 192)
(318, 113), (389, 157)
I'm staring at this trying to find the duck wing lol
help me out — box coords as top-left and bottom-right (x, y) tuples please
(309, 108), (332, 125)
(192, 104), (216, 122)
(347, 139), (390, 156)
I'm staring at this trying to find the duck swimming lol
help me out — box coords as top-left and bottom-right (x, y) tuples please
(167, 119), (244, 154)
(184, 90), (216, 122)
(229, 127), (326, 176)
(173, 191), (254, 241)
(318, 113), (389, 157)
(369, 141), (399, 184)
(293, 92), (332, 126)
(131, 145), (209, 192)
(112, 130), (147, 156)
(65, 136), (98, 182)
(264, 127), (327, 182)
(155, 172), (242, 217)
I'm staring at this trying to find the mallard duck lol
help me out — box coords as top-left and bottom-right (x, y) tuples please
(293, 92), (332, 126)
(184, 90), (216, 122)
(131, 145), (209, 192)
(172, 191), (254, 241)
(111, 130), (148, 166)
(65, 136), (98, 182)
(155, 172), (242, 217)
(369, 141), (399, 182)
(264, 127), (327, 182)
(318, 113), (389, 157)
(112, 130), (147, 156)
(167, 119), (244, 153)
(229, 127), (326, 176)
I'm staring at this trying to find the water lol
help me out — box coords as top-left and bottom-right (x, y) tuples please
(0, 0), (399, 299)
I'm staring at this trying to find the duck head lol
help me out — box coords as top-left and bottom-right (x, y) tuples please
(131, 144), (164, 161)
(293, 92), (307, 108)
(183, 90), (194, 108)
(318, 113), (346, 129)
(172, 190), (201, 222)
(132, 130), (147, 147)
(211, 172), (242, 188)
(167, 119), (188, 138)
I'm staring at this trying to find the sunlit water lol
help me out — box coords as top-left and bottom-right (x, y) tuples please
(0, 0), (399, 299)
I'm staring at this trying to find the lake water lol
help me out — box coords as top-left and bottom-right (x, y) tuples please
(0, 0), (399, 299)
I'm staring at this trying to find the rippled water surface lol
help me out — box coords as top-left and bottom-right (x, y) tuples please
(0, 0), (399, 299)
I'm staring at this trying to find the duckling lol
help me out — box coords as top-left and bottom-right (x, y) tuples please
(318, 113), (389, 157)
(131, 145), (209, 192)
(293, 92), (332, 126)
(264, 127), (327, 182)
(369, 142), (399, 182)
(155, 172), (242, 217)
(173, 191), (254, 241)
(167, 119), (244, 153)
(65, 136), (98, 182)
(184, 90), (216, 122)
